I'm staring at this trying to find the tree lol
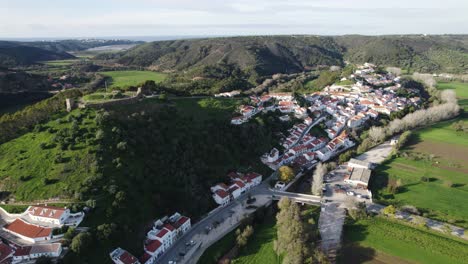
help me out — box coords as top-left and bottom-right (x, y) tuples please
(96, 223), (117, 241)
(311, 163), (327, 195)
(236, 225), (254, 248)
(70, 232), (92, 254)
(275, 198), (308, 264)
(279, 166), (295, 182)
(368, 126), (386, 143)
(382, 205), (396, 216)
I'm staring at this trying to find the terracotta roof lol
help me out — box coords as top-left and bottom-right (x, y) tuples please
(164, 224), (175, 232)
(119, 251), (139, 264)
(234, 180), (245, 189)
(4, 219), (52, 239)
(145, 239), (162, 253)
(27, 205), (66, 220)
(176, 216), (189, 226)
(13, 246), (31, 257)
(140, 252), (152, 263)
(215, 189), (229, 199)
(156, 228), (169, 238)
(245, 172), (262, 181)
(0, 243), (13, 262)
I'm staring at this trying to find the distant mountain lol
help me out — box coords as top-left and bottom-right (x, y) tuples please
(0, 41), (75, 68)
(107, 35), (468, 75)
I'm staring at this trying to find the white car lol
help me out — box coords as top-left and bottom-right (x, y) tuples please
(346, 191), (355, 196)
(275, 181), (286, 189)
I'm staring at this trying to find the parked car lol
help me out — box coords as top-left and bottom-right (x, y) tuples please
(346, 191), (355, 196)
(275, 181), (286, 189)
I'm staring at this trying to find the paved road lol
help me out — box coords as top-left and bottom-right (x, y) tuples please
(157, 180), (272, 264)
(318, 203), (346, 262)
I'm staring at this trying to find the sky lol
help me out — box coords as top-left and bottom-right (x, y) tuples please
(1, 0), (468, 39)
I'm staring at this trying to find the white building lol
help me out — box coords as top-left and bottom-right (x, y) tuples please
(109, 247), (140, 264)
(26, 205), (70, 226)
(13, 244), (62, 264)
(3, 219), (52, 243)
(211, 172), (262, 205)
(347, 158), (372, 170)
(344, 167), (372, 188)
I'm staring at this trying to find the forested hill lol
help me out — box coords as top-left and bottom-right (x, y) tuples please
(0, 69), (51, 93)
(105, 35), (468, 75)
(0, 41), (75, 68)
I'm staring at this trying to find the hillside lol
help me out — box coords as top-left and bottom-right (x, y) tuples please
(0, 41), (75, 68)
(108, 35), (468, 75)
(103, 36), (343, 76)
(0, 69), (51, 93)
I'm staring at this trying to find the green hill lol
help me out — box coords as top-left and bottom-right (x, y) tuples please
(107, 35), (468, 75)
(0, 41), (75, 68)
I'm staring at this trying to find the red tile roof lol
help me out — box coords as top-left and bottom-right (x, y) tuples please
(164, 224), (175, 232)
(0, 243), (13, 262)
(156, 228), (169, 238)
(145, 239), (162, 253)
(176, 216), (189, 226)
(119, 251), (139, 264)
(215, 189), (229, 199)
(4, 219), (52, 239)
(140, 252), (152, 263)
(27, 205), (66, 220)
(234, 180), (245, 188)
(13, 246), (31, 257)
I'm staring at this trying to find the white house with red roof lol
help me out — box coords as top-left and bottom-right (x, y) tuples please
(26, 205), (70, 226)
(110, 247), (140, 264)
(147, 226), (174, 251)
(3, 219), (52, 243)
(143, 239), (164, 260)
(211, 172), (262, 205)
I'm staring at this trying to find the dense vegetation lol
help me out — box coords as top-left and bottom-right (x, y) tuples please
(0, 41), (74, 68)
(103, 35), (468, 76)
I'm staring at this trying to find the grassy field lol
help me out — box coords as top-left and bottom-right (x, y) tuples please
(41, 59), (81, 66)
(436, 81), (468, 111)
(341, 217), (468, 264)
(0, 108), (98, 201)
(372, 118), (468, 227)
(100, 70), (166, 88)
(232, 218), (282, 264)
(198, 229), (236, 264)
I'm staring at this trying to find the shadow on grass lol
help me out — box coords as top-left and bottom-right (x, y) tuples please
(339, 222), (376, 264)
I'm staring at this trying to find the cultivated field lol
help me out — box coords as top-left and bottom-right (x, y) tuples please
(100, 70), (166, 88)
(341, 217), (468, 264)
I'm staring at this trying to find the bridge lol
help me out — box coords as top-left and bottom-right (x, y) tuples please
(270, 190), (322, 206)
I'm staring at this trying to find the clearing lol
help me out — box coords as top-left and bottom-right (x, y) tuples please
(100, 70), (166, 88)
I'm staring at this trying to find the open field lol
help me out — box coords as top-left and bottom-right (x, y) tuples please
(436, 81), (468, 111)
(100, 70), (166, 88)
(41, 59), (81, 66)
(0, 108), (98, 201)
(341, 217), (468, 264)
(232, 218), (282, 264)
(372, 118), (468, 227)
